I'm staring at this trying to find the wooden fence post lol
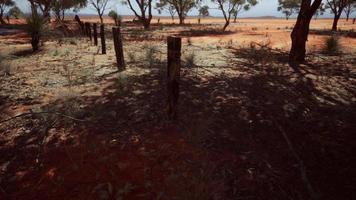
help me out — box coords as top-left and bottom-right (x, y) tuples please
(84, 22), (88, 36)
(100, 24), (106, 54)
(74, 15), (84, 35)
(112, 27), (125, 70)
(87, 23), (92, 42)
(167, 36), (181, 120)
(93, 23), (98, 46)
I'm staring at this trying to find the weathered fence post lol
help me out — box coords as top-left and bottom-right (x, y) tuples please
(85, 22), (89, 37)
(93, 23), (98, 46)
(112, 27), (125, 70)
(74, 15), (84, 35)
(100, 24), (106, 54)
(86, 23), (92, 42)
(167, 36), (181, 120)
(89, 23), (92, 42)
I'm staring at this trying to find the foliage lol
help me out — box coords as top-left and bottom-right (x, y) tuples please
(198, 5), (209, 17)
(7, 5), (22, 19)
(108, 10), (121, 26)
(277, 0), (301, 20)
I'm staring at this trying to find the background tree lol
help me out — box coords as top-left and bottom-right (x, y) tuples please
(326, 0), (351, 31)
(0, 0), (14, 24)
(89, 0), (110, 24)
(156, 3), (176, 22)
(277, 0), (301, 20)
(344, 0), (356, 21)
(122, 0), (153, 29)
(157, 0), (198, 24)
(32, 0), (52, 21)
(108, 10), (120, 26)
(8, 5), (23, 19)
(52, 0), (87, 22)
(289, 0), (322, 63)
(198, 5), (209, 17)
(26, 3), (48, 52)
(212, 0), (258, 31)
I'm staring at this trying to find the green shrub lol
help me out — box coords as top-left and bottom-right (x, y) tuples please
(324, 35), (341, 54)
(184, 52), (196, 68)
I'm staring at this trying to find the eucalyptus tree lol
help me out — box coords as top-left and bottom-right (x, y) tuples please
(0, 0), (15, 24)
(89, 0), (110, 23)
(199, 5), (209, 17)
(157, 0), (199, 24)
(212, 0), (258, 31)
(289, 0), (323, 63)
(8, 6), (23, 19)
(156, 3), (176, 22)
(122, 0), (154, 29)
(326, 0), (354, 31)
(344, 0), (356, 21)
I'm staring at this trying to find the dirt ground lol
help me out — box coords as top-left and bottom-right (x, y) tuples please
(0, 17), (356, 200)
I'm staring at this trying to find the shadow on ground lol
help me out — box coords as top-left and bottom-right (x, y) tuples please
(1, 48), (355, 200)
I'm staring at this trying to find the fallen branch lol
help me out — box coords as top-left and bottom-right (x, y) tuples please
(0, 111), (89, 124)
(272, 118), (320, 200)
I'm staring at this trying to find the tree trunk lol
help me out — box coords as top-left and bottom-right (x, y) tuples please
(178, 14), (184, 25)
(289, 0), (322, 64)
(31, 32), (40, 52)
(223, 20), (229, 31)
(0, 11), (5, 24)
(99, 15), (103, 24)
(143, 19), (150, 29)
(332, 14), (341, 31)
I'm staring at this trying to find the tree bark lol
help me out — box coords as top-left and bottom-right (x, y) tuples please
(223, 21), (229, 31)
(289, 0), (322, 64)
(31, 32), (40, 52)
(167, 37), (181, 120)
(332, 13), (341, 31)
(0, 10), (5, 24)
(178, 13), (184, 25)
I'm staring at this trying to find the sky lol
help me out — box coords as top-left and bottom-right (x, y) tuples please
(13, 0), (341, 18)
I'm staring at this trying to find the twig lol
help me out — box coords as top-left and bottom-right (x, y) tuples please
(0, 111), (89, 124)
(272, 118), (320, 200)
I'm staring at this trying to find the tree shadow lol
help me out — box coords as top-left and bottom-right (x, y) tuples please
(1, 47), (355, 199)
